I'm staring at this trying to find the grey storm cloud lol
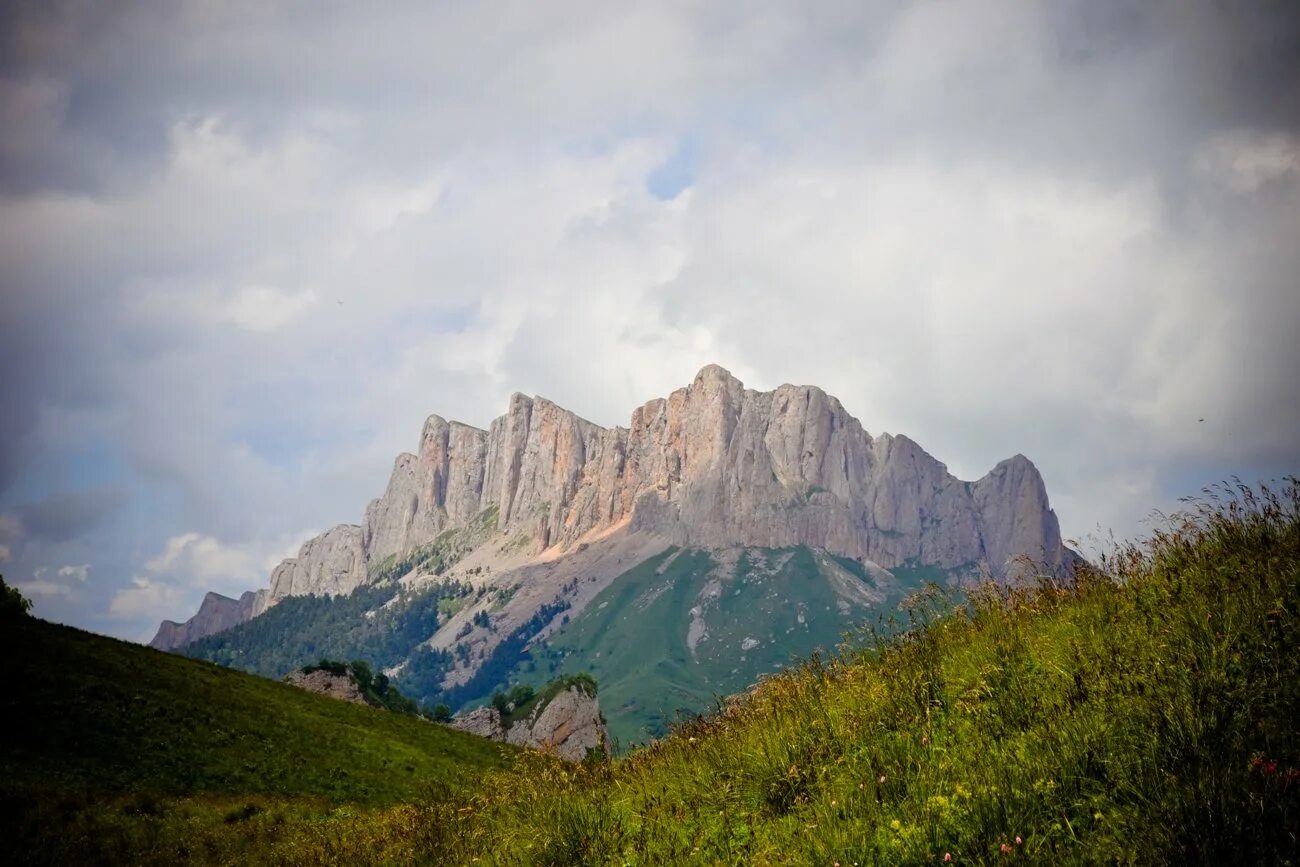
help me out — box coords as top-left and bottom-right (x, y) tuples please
(15, 486), (123, 544)
(0, 0), (1297, 640)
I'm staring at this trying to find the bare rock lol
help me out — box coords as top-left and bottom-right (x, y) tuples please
(972, 454), (1066, 577)
(268, 524), (366, 599)
(283, 668), (369, 706)
(448, 705), (502, 739)
(504, 686), (610, 761)
(449, 685), (609, 762)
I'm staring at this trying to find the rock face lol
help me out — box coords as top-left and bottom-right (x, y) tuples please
(361, 363), (1068, 574)
(156, 364), (1070, 649)
(282, 668), (369, 706)
(449, 685), (610, 761)
(503, 685), (610, 760)
(149, 589), (269, 651)
(268, 524), (367, 598)
(449, 705), (503, 739)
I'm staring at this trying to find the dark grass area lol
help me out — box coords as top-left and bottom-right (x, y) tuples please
(0, 617), (514, 806)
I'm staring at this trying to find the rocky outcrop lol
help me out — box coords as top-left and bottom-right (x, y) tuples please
(449, 705), (503, 739)
(149, 589), (269, 651)
(268, 524), (366, 599)
(503, 685), (610, 760)
(449, 685), (610, 761)
(156, 364), (1070, 649)
(283, 667), (369, 706)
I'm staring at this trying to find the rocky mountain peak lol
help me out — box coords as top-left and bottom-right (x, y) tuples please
(155, 365), (1071, 649)
(690, 362), (744, 395)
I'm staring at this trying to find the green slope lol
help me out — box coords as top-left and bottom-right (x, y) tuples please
(533, 545), (925, 748)
(0, 615), (514, 806)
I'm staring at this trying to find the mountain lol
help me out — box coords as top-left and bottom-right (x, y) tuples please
(149, 589), (270, 650)
(164, 365), (1071, 741)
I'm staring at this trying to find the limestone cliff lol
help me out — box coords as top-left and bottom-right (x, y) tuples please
(360, 363), (1068, 574)
(267, 524), (366, 598)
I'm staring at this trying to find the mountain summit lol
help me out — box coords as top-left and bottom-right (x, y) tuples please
(161, 365), (1070, 742)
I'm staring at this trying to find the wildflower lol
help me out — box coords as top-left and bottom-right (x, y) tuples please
(944, 854), (952, 863)
(1265, 761), (1278, 775)
(879, 775), (887, 784)
(1015, 836), (1022, 845)
(1001, 843), (1012, 854)
(889, 819), (902, 831)
(859, 782), (865, 790)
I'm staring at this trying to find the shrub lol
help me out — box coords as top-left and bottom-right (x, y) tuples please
(1, 575), (32, 618)
(507, 684), (536, 707)
(490, 691), (510, 714)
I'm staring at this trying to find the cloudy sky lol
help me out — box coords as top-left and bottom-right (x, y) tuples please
(2, 0), (1298, 642)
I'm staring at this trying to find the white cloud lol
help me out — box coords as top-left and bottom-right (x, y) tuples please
(15, 579), (75, 598)
(108, 576), (185, 621)
(106, 529), (319, 627)
(56, 563), (91, 582)
(1197, 132), (1300, 194)
(224, 285), (318, 332)
(11, 562), (92, 604)
(144, 532), (248, 581)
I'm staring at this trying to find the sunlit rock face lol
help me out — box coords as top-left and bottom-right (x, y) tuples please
(362, 363), (1067, 573)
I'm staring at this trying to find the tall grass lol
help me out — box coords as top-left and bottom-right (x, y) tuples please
(369, 479), (1297, 865)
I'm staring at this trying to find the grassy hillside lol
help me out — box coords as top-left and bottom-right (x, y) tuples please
(0, 614), (515, 863)
(534, 545), (933, 747)
(244, 480), (1298, 864)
